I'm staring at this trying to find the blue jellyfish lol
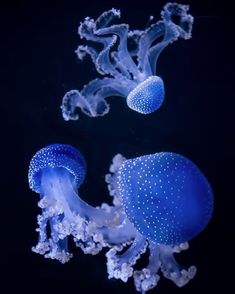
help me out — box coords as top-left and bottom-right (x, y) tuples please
(61, 3), (194, 120)
(105, 152), (213, 292)
(29, 146), (213, 292)
(28, 144), (131, 263)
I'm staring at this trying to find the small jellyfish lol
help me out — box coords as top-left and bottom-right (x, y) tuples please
(28, 144), (131, 263)
(61, 3), (194, 120)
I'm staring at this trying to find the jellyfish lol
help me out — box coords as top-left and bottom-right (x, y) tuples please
(61, 3), (194, 120)
(29, 145), (213, 293)
(105, 152), (213, 292)
(28, 144), (133, 263)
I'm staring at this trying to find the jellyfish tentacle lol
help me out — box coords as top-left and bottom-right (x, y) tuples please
(61, 89), (98, 120)
(105, 153), (127, 206)
(159, 244), (197, 287)
(106, 233), (148, 282)
(61, 77), (136, 120)
(32, 209), (50, 255)
(95, 8), (121, 30)
(32, 198), (73, 263)
(161, 2), (194, 39)
(96, 24), (141, 80)
(43, 167), (122, 227)
(148, 3), (194, 74)
(111, 51), (132, 78)
(78, 27), (118, 76)
(94, 35), (120, 76)
(138, 21), (165, 76)
(133, 242), (161, 293)
(75, 45), (98, 70)
(99, 218), (136, 245)
(81, 77), (134, 98)
(78, 10), (125, 77)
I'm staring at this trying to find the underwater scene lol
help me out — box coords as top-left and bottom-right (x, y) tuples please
(1, 0), (232, 293)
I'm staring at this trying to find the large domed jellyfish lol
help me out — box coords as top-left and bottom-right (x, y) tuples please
(28, 144), (132, 263)
(61, 3), (194, 120)
(105, 152), (213, 292)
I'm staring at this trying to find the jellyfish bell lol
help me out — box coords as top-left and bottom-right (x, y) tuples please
(126, 76), (165, 114)
(116, 152), (214, 245)
(28, 144), (86, 194)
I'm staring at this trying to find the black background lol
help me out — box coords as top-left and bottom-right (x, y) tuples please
(1, 0), (233, 293)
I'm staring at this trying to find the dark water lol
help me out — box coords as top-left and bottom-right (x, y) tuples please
(1, 0), (233, 293)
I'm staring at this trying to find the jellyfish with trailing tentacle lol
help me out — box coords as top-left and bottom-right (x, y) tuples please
(29, 144), (213, 292)
(61, 3), (194, 120)
(28, 144), (130, 262)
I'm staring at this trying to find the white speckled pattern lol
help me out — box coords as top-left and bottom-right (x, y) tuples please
(117, 152), (213, 245)
(127, 76), (165, 114)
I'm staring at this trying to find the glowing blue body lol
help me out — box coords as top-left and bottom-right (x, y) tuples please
(127, 76), (165, 114)
(117, 152), (214, 245)
(29, 144), (86, 193)
(61, 3), (193, 120)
